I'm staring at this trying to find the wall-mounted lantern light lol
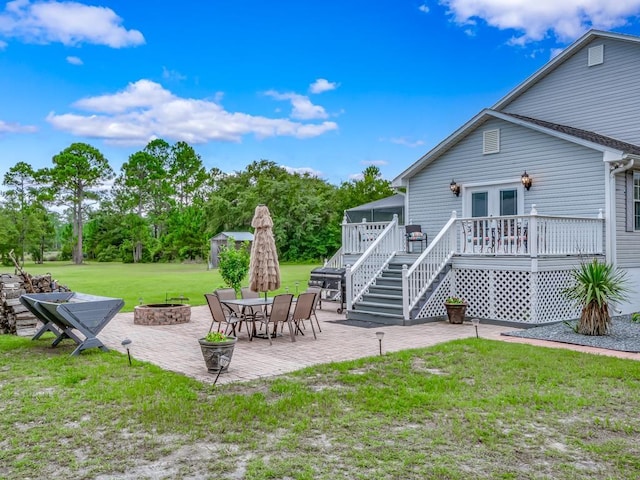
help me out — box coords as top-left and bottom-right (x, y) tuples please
(521, 171), (533, 190)
(450, 179), (461, 196)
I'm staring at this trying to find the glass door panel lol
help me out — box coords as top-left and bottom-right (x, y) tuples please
(500, 189), (517, 216)
(471, 192), (488, 217)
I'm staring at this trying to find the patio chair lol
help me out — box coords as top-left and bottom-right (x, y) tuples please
(290, 292), (317, 339)
(405, 225), (427, 253)
(255, 293), (295, 345)
(304, 286), (323, 332)
(215, 288), (243, 319)
(204, 293), (247, 338)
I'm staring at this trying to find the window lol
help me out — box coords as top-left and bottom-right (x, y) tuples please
(635, 172), (640, 230)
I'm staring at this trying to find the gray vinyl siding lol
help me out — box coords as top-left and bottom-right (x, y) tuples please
(407, 118), (606, 242)
(501, 38), (640, 145)
(615, 171), (640, 267)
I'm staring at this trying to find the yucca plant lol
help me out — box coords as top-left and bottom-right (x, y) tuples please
(563, 259), (630, 336)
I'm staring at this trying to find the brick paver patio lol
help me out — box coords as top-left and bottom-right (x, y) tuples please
(99, 303), (638, 385)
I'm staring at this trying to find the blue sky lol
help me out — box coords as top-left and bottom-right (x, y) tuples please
(2, 0), (640, 186)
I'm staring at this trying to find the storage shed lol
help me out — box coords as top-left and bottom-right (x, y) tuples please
(209, 232), (254, 268)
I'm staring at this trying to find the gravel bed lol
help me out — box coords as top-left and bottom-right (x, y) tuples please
(502, 315), (640, 353)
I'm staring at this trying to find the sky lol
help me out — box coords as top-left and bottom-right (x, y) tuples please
(2, 0), (640, 186)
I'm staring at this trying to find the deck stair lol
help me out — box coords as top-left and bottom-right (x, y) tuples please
(347, 254), (450, 325)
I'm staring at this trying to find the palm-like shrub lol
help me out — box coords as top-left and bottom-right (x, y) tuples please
(563, 259), (630, 336)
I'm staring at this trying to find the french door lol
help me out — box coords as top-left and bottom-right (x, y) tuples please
(463, 183), (525, 253)
(468, 185), (521, 218)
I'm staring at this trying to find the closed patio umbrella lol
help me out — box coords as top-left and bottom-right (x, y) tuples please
(249, 204), (281, 298)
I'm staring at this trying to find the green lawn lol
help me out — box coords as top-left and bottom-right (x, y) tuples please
(1, 336), (640, 479)
(22, 261), (320, 312)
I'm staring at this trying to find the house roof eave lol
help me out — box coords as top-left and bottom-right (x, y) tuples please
(489, 111), (628, 156)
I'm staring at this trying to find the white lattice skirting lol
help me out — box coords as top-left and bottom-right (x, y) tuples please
(417, 268), (581, 324)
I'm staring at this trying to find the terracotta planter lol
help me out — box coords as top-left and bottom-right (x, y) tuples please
(444, 303), (467, 324)
(198, 336), (237, 373)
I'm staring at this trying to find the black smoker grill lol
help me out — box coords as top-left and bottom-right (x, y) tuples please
(309, 267), (346, 314)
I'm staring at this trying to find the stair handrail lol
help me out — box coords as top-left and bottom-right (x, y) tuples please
(324, 247), (343, 269)
(346, 214), (400, 310)
(402, 211), (457, 319)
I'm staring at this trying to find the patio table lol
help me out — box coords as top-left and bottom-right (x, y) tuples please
(221, 297), (297, 340)
(221, 297), (273, 339)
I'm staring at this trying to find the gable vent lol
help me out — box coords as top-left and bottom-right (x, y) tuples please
(588, 45), (604, 66)
(483, 129), (500, 154)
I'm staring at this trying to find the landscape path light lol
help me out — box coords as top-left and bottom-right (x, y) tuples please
(472, 318), (480, 339)
(214, 355), (231, 385)
(121, 338), (133, 366)
(375, 331), (385, 356)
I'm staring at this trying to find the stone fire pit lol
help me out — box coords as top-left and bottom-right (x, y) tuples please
(134, 303), (191, 325)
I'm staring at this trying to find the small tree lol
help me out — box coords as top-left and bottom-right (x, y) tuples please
(563, 259), (630, 336)
(217, 239), (250, 294)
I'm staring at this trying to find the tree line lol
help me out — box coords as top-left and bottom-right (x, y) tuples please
(0, 140), (395, 266)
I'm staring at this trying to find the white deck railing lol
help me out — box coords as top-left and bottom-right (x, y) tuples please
(456, 206), (604, 256)
(403, 212), (457, 318)
(345, 215), (401, 309)
(342, 218), (406, 254)
(324, 247), (343, 269)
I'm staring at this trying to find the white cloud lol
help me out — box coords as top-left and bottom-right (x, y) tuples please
(0, 119), (37, 133)
(73, 79), (173, 114)
(264, 90), (328, 120)
(0, 0), (144, 48)
(162, 66), (186, 82)
(389, 137), (425, 148)
(0, 39), (7, 49)
(348, 173), (363, 181)
(66, 55), (82, 65)
(46, 79), (338, 145)
(441, 0), (640, 44)
(283, 165), (322, 177)
(309, 78), (338, 94)
(418, 4), (430, 14)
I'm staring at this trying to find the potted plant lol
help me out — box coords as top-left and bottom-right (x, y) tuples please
(198, 331), (237, 373)
(444, 296), (467, 324)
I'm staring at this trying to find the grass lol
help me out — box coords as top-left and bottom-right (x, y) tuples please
(2, 335), (640, 479)
(20, 261), (320, 312)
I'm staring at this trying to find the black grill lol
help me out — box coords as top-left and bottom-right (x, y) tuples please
(309, 267), (346, 314)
